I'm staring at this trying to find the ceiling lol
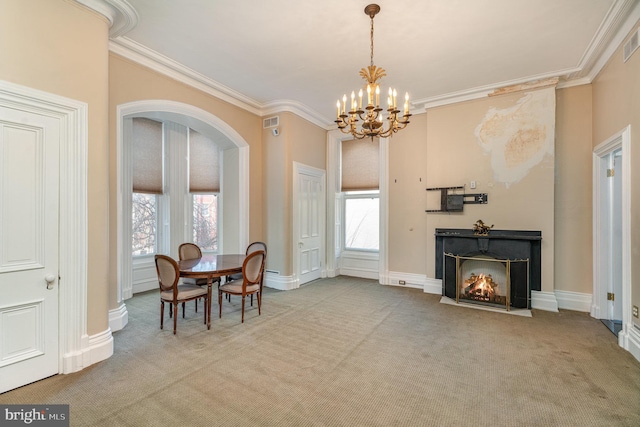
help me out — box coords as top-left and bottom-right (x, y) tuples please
(104, 0), (640, 127)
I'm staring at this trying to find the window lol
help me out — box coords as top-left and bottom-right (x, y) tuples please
(132, 192), (157, 256)
(341, 138), (380, 252)
(193, 194), (218, 252)
(344, 191), (379, 251)
(131, 117), (162, 257)
(189, 129), (220, 252)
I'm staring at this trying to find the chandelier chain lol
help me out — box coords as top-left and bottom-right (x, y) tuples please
(370, 15), (375, 68)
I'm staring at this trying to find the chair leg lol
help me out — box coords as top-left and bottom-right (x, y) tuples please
(169, 303), (173, 318)
(182, 302), (186, 318)
(241, 296), (246, 323)
(257, 292), (261, 315)
(173, 303), (178, 335)
(195, 299), (198, 313)
(203, 296), (207, 326)
(218, 290), (223, 318)
(160, 301), (165, 330)
(250, 294), (253, 307)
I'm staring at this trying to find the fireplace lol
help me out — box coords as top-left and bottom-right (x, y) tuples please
(435, 228), (541, 309)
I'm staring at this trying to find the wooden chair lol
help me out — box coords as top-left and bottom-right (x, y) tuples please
(226, 241), (267, 305)
(154, 254), (209, 334)
(178, 243), (216, 312)
(218, 250), (265, 323)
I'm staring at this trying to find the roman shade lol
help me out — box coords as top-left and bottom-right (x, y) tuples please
(132, 117), (163, 194)
(189, 129), (220, 193)
(341, 138), (380, 191)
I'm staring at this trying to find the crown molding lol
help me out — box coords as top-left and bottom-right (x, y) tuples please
(109, 37), (332, 128)
(75, 0), (138, 38)
(412, 0), (640, 112)
(567, 0), (640, 80)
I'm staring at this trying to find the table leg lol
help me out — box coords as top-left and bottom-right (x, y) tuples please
(207, 277), (213, 329)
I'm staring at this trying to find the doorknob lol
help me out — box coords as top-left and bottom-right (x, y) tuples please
(45, 274), (56, 290)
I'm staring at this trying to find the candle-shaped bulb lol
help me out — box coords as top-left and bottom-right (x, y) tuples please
(375, 86), (380, 107)
(367, 85), (372, 106)
(351, 91), (356, 111)
(342, 94), (347, 114)
(336, 100), (341, 117)
(358, 89), (363, 109)
(404, 92), (409, 115)
(393, 89), (398, 109)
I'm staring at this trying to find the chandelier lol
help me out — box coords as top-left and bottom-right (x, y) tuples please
(335, 4), (411, 140)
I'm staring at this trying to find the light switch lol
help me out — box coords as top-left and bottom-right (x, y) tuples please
(470, 181), (477, 189)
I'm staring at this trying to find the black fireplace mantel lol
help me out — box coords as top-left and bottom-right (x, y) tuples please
(435, 228), (542, 308)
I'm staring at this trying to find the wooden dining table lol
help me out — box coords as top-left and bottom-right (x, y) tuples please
(177, 254), (246, 328)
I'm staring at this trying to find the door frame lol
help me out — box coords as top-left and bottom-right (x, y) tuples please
(0, 80), (99, 375)
(292, 162), (326, 288)
(592, 126), (631, 346)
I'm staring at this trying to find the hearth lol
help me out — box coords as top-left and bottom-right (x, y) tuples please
(435, 228), (541, 309)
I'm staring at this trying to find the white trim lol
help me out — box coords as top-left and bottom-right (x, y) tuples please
(592, 127), (631, 320)
(0, 80), (97, 375)
(424, 277), (443, 295)
(555, 290), (592, 312)
(593, 126), (634, 360)
(109, 37), (330, 128)
(264, 272), (297, 291)
(385, 271), (426, 290)
(108, 303), (128, 332)
(62, 328), (113, 373)
(75, 0), (139, 38)
(619, 325), (640, 363)
(378, 137), (389, 284)
(531, 290), (559, 312)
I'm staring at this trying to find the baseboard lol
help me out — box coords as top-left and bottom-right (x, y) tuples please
(62, 328), (114, 374)
(109, 302), (129, 332)
(339, 267), (379, 280)
(424, 278), (442, 294)
(531, 291), (559, 312)
(386, 271), (425, 290)
(265, 272), (297, 291)
(619, 324), (640, 363)
(555, 290), (592, 312)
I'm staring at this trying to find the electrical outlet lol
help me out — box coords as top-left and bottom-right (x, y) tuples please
(633, 305), (639, 318)
(399, 280), (406, 285)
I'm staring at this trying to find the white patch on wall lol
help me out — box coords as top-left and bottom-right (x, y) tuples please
(474, 87), (555, 187)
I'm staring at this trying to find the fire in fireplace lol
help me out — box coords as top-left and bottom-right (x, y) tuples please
(460, 273), (507, 305)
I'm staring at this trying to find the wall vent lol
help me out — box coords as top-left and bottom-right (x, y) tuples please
(263, 116), (279, 128)
(623, 28), (639, 62)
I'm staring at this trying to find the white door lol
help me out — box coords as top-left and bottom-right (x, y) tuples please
(296, 165), (324, 285)
(0, 105), (60, 393)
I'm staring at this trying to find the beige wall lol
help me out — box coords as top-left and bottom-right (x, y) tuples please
(592, 19), (640, 326)
(1, 0), (110, 335)
(387, 85), (593, 297)
(388, 114), (429, 273)
(263, 112), (326, 276)
(108, 54), (264, 307)
(555, 85), (593, 294)
(390, 90), (556, 293)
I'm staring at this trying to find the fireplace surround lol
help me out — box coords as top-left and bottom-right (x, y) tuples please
(435, 228), (542, 309)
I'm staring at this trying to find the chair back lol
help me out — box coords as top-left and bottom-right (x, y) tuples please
(246, 241), (267, 256)
(242, 250), (265, 287)
(178, 243), (202, 260)
(155, 255), (179, 296)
